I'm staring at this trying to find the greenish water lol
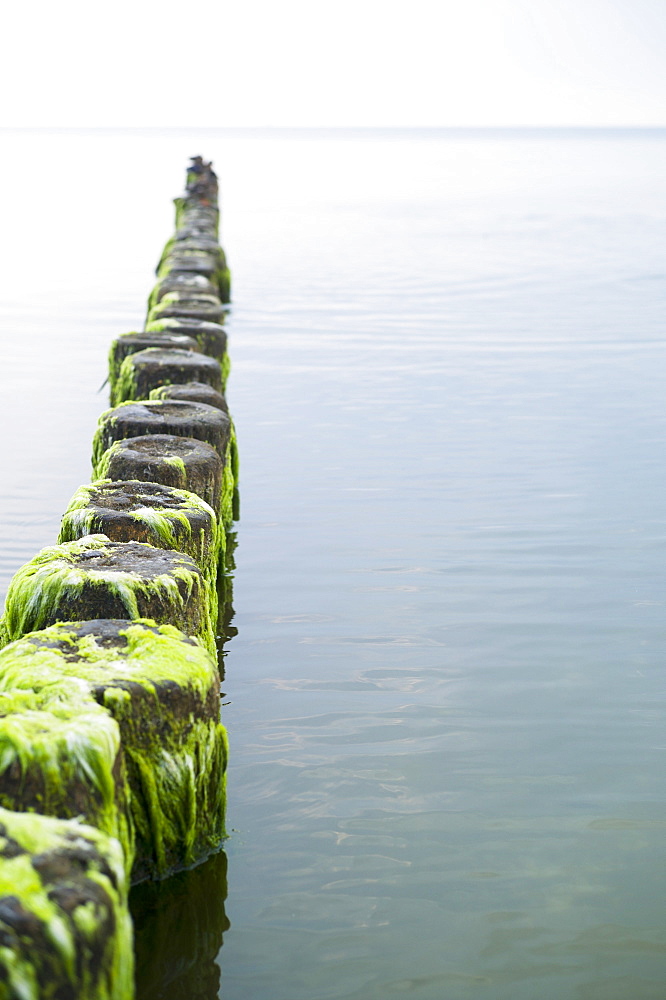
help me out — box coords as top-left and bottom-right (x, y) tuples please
(1, 128), (666, 998)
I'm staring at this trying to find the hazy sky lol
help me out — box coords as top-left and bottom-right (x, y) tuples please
(2, 0), (665, 127)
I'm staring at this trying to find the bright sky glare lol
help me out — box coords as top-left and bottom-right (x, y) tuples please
(2, 0), (666, 127)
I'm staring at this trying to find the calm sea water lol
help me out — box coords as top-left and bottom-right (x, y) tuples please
(1, 128), (666, 999)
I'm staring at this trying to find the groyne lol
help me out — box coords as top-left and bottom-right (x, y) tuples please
(0, 158), (234, 998)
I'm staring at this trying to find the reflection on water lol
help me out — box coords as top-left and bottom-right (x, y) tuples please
(216, 529), (238, 664)
(130, 850), (230, 1000)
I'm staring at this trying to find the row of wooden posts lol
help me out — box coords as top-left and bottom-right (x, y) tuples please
(0, 159), (235, 999)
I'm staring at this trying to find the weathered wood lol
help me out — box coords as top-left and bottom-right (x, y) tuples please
(0, 620), (227, 881)
(58, 480), (222, 585)
(108, 331), (199, 406)
(92, 400), (231, 469)
(114, 348), (224, 405)
(0, 535), (215, 654)
(94, 434), (224, 517)
(149, 381), (229, 413)
(144, 317), (227, 363)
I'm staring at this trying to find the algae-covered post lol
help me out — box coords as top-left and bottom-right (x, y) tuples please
(114, 348), (224, 405)
(0, 535), (217, 654)
(108, 331), (200, 406)
(92, 400), (232, 469)
(0, 620), (227, 882)
(144, 318), (230, 377)
(149, 380), (229, 413)
(0, 686), (133, 863)
(0, 808), (133, 1000)
(95, 434), (225, 518)
(91, 400), (236, 526)
(58, 479), (223, 583)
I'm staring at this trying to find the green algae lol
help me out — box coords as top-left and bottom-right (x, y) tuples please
(106, 333), (141, 402)
(148, 327), (229, 377)
(58, 482), (223, 587)
(97, 396), (235, 516)
(158, 250), (219, 273)
(91, 403), (141, 473)
(0, 687), (133, 869)
(0, 535), (109, 644)
(152, 291), (221, 310)
(93, 437), (224, 525)
(93, 441), (123, 482)
(0, 535), (216, 656)
(125, 718), (227, 879)
(215, 527), (236, 649)
(113, 354), (149, 407)
(148, 383), (228, 412)
(170, 199), (220, 236)
(144, 317), (228, 363)
(146, 289), (226, 326)
(157, 250), (230, 301)
(0, 808), (132, 1000)
(218, 266), (231, 304)
(162, 455), (187, 477)
(0, 621), (227, 880)
(144, 314), (226, 335)
(222, 420), (240, 526)
(221, 349), (231, 389)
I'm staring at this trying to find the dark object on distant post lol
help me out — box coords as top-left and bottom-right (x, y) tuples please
(186, 156), (219, 205)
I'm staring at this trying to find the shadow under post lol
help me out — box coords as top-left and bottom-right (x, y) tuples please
(130, 849), (230, 1000)
(216, 527), (238, 665)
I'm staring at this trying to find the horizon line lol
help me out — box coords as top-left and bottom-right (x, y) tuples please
(1, 124), (666, 132)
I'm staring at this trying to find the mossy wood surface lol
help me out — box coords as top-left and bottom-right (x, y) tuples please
(157, 255), (227, 297)
(173, 197), (219, 234)
(0, 620), (227, 881)
(94, 435), (224, 517)
(0, 689), (132, 865)
(114, 348), (223, 406)
(148, 273), (217, 309)
(0, 808), (132, 1000)
(149, 381), (229, 413)
(159, 236), (224, 261)
(108, 332), (199, 407)
(156, 237), (229, 299)
(0, 535), (215, 655)
(144, 318), (227, 365)
(92, 400), (231, 472)
(58, 480), (222, 584)
(146, 292), (226, 326)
